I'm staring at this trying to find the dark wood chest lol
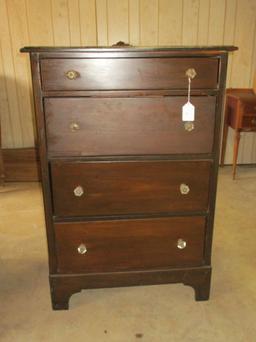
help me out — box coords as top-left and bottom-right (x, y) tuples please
(21, 45), (236, 310)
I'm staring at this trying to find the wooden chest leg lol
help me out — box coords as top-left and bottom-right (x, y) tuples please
(49, 276), (82, 310)
(194, 276), (211, 301)
(183, 268), (211, 301)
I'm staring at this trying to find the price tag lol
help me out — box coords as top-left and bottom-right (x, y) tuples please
(182, 101), (195, 121)
(182, 76), (195, 121)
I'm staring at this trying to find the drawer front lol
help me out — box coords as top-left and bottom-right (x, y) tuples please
(45, 96), (216, 157)
(243, 102), (256, 115)
(40, 57), (219, 91)
(51, 160), (211, 217)
(55, 216), (206, 273)
(242, 115), (256, 129)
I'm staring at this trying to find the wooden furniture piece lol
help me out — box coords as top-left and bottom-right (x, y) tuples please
(21, 45), (236, 310)
(0, 119), (4, 185)
(221, 89), (256, 179)
(2, 148), (40, 182)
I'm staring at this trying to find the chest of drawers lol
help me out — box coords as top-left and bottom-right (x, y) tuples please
(21, 45), (236, 310)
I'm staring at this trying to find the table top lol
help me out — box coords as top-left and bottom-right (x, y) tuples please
(227, 89), (256, 104)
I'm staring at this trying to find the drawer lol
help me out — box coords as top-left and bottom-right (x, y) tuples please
(243, 102), (256, 115)
(45, 96), (216, 157)
(51, 160), (211, 217)
(40, 57), (219, 91)
(242, 115), (256, 129)
(55, 216), (206, 273)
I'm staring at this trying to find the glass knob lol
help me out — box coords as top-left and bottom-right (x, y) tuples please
(185, 68), (197, 79)
(74, 185), (84, 197)
(177, 239), (187, 249)
(77, 243), (87, 254)
(180, 183), (190, 195)
(70, 122), (80, 132)
(65, 70), (79, 80)
(184, 122), (194, 132)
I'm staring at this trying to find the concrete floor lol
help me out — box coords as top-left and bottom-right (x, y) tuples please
(0, 166), (256, 342)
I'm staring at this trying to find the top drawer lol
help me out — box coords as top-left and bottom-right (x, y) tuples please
(40, 57), (219, 91)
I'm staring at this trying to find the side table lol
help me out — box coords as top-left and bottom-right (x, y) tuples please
(220, 89), (256, 179)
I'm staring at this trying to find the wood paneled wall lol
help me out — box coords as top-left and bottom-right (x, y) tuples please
(0, 0), (256, 163)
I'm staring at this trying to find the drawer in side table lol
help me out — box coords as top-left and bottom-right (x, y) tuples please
(242, 115), (256, 129)
(40, 57), (219, 91)
(45, 96), (216, 157)
(51, 160), (211, 217)
(54, 216), (206, 273)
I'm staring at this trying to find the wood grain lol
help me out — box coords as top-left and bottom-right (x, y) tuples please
(54, 216), (206, 273)
(158, 0), (182, 45)
(23, 46), (231, 309)
(45, 96), (216, 156)
(129, 0), (140, 45)
(0, 43), (13, 148)
(0, 118), (4, 184)
(79, 0), (97, 45)
(1, 0), (256, 162)
(107, 0), (129, 45)
(197, 0), (210, 45)
(40, 57), (219, 91)
(67, 0), (81, 45)
(140, 0), (158, 45)
(6, 0), (34, 147)
(51, 0), (70, 45)
(208, 0), (226, 45)
(49, 266), (212, 309)
(26, 0), (54, 45)
(51, 160), (212, 217)
(182, 0), (200, 45)
(2, 148), (39, 182)
(95, 0), (108, 45)
(0, 0), (23, 147)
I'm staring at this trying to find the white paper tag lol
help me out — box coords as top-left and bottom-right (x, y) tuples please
(182, 101), (195, 121)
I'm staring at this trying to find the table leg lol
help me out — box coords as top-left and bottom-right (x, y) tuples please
(0, 153), (4, 185)
(0, 123), (4, 185)
(220, 104), (229, 166)
(232, 130), (240, 180)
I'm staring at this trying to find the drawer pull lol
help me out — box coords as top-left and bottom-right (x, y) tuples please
(74, 185), (84, 197)
(251, 118), (256, 125)
(70, 122), (80, 132)
(177, 239), (187, 249)
(65, 70), (79, 80)
(185, 68), (197, 79)
(77, 243), (87, 255)
(184, 122), (194, 132)
(180, 183), (190, 195)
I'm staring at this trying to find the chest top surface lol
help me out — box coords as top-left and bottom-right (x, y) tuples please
(21, 45), (237, 53)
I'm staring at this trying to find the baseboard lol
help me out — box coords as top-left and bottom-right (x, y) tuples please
(220, 163), (256, 167)
(2, 148), (40, 182)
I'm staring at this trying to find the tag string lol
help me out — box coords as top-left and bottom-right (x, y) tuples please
(188, 77), (191, 103)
